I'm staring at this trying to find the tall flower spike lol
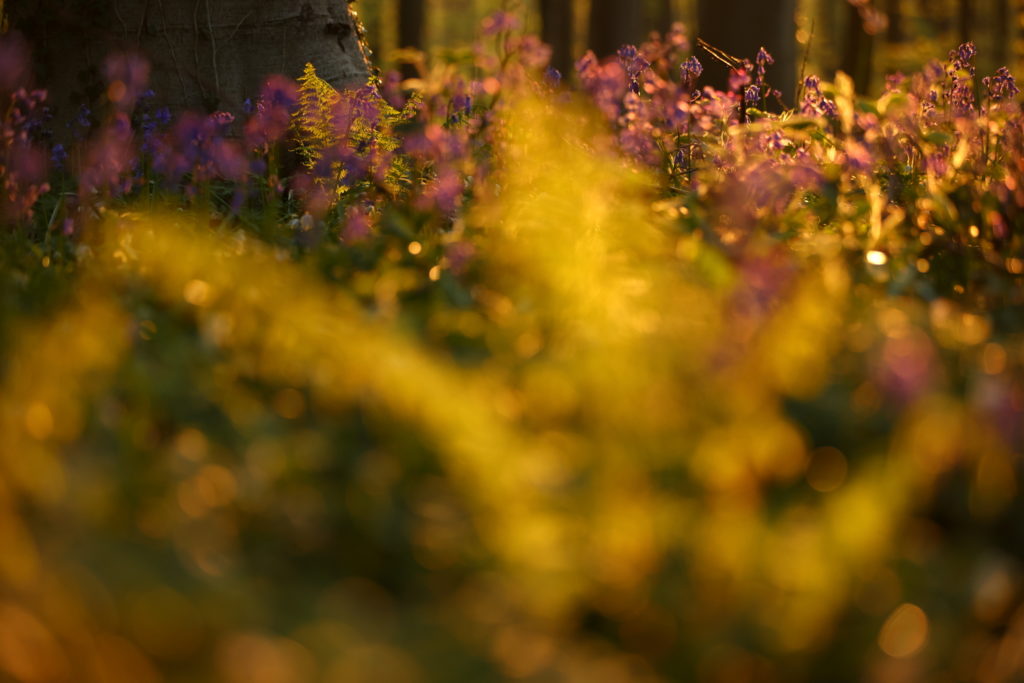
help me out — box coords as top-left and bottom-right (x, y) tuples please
(680, 56), (703, 92)
(984, 66), (1020, 102)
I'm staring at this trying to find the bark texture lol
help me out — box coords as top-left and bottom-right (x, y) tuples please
(12, 0), (370, 117)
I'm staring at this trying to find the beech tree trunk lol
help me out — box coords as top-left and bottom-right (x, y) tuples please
(654, 0), (674, 34)
(885, 0), (904, 44)
(540, 0), (573, 76)
(398, 0), (425, 78)
(995, 0), (1010, 66)
(813, 0), (840, 79)
(958, 0), (972, 45)
(398, 0), (426, 52)
(588, 0), (643, 58)
(11, 0), (370, 118)
(840, 1), (874, 94)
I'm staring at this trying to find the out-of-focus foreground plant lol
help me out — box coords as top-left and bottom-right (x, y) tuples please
(1, 15), (1024, 683)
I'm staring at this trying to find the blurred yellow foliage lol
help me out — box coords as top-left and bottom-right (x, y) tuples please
(0, 89), (1018, 682)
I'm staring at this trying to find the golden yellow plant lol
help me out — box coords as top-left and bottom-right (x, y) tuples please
(294, 62), (341, 165)
(0, 87), (1015, 681)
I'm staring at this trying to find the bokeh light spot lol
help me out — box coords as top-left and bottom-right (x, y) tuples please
(273, 388), (306, 420)
(183, 279), (212, 306)
(866, 250), (888, 266)
(23, 402), (54, 441)
(878, 603), (929, 658)
(806, 447), (848, 493)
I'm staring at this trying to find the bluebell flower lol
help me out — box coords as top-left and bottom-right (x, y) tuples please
(755, 47), (774, 83)
(680, 56), (703, 92)
(984, 66), (1020, 102)
(51, 143), (67, 169)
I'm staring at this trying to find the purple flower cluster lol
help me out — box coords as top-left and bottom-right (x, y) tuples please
(0, 12), (1021, 287)
(801, 75), (838, 118)
(104, 53), (151, 112)
(617, 45), (651, 95)
(577, 51), (629, 122)
(481, 11), (520, 37)
(946, 41), (977, 115)
(245, 75), (299, 151)
(78, 112), (134, 198)
(680, 56), (703, 94)
(0, 34), (50, 223)
(984, 66), (1020, 102)
(151, 111), (249, 195)
(755, 47), (774, 83)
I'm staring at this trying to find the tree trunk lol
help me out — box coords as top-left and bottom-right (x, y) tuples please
(588, 0), (643, 58)
(885, 0), (904, 44)
(958, 0), (972, 45)
(812, 0), (840, 83)
(540, 0), (574, 77)
(398, 0), (425, 78)
(697, 0), (797, 103)
(658, 0), (673, 33)
(840, 1), (874, 94)
(643, 0), (674, 35)
(995, 0), (1010, 66)
(10, 0), (369, 118)
(398, 0), (425, 52)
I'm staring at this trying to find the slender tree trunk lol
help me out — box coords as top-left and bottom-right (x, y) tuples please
(540, 0), (573, 76)
(914, 0), (944, 34)
(657, 0), (673, 33)
(588, 0), (643, 58)
(398, 0), (426, 77)
(398, 0), (425, 50)
(996, 0), (1010, 66)
(643, 0), (673, 35)
(11, 0), (369, 119)
(812, 0), (839, 82)
(841, 1), (874, 94)
(885, 0), (904, 43)
(697, 0), (797, 103)
(958, 0), (972, 45)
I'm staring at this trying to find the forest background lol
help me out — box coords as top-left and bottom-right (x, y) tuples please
(366, 0), (1022, 96)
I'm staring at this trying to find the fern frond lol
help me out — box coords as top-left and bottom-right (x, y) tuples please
(291, 63), (421, 200)
(294, 62), (341, 165)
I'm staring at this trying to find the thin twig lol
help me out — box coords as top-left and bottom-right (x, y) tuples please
(192, 0), (208, 105)
(136, 0), (151, 43)
(698, 38), (747, 124)
(46, 195), (63, 232)
(697, 37), (743, 71)
(225, 9), (254, 42)
(157, 0), (188, 104)
(205, 0), (220, 99)
(113, 0), (129, 42)
(795, 19), (815, 108)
